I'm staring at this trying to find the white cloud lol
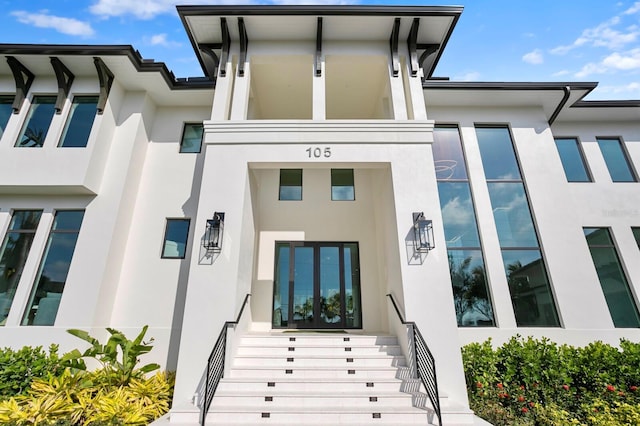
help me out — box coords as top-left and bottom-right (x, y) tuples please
(11, 10), (94, 37)
(455, 71), (481, 81)
(522, 49), (543, 64)
(146, 33), (181, 47)
(624, 2), (640, 15)
(597, 81), (640, 95)
(551, 15), (640, 54)
(575, 48), (640, 77)
(552, 70), (571, 77)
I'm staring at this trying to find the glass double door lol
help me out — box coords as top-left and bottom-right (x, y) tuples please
(273, 242), (361, 329)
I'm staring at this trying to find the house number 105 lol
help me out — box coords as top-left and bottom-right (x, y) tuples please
(306, 147), (331, 158)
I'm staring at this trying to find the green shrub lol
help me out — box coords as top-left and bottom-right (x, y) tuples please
(462, 336), (640, 425)
(0, 345), (61, 399)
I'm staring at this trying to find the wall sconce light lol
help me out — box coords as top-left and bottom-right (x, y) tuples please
(413, 212), (434, 252)
(204, 212), (225, 251)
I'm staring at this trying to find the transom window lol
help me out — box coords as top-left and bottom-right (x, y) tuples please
(279, 169), (302, 201)
(0, 95), (14, 139)
(331, 169), (355, 201)
(596, 137), (637, 182)
(15, 96), (57, 148)
(554, 137), (591, 182)
(58, 96), (99, 147)
(180, 123), (203, 153)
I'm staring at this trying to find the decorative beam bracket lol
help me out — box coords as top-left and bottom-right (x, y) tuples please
(238, 18), (249, 77)
(389, 18), (401, 77)
(418, 44), (440, 81)
(219, 18), (230, 77)
(199, 44), (222, 81)
(407, 18), (420, 77)
(50, 57), (75, 114)
(315, 17), (323, 77)
(6, 56), (35, 114)
(93, 57), (114, 115)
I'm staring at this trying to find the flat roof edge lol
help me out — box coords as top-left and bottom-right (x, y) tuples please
(0, 44), (214, 90)
(422, 81), (599, 91)
(177, 5), (464, 17)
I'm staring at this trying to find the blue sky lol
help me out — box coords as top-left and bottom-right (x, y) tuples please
(2, 0), (640, 100)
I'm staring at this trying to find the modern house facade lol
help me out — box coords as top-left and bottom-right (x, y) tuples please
(1, 4), (640, 424)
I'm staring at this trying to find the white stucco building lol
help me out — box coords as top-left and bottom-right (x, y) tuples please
(1, 4), (640, 425)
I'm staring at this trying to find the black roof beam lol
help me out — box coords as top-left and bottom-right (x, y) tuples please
(50, 57), (75, 114)
(407, 18), (420, 76)
(315, 17), (323, 77)
(418, 44), (440, 81)
(238, 18), (248, 77)
(198, 43), (222, 81)
(389, 18), (400, 77)
(6, 56), (35, 114)
(219, 18), (230, 77)
(93, 57), (114, 115)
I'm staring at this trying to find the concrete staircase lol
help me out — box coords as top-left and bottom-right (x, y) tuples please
(196, 332), (477, 425)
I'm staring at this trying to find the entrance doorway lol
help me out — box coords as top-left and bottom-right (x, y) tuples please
(272, 242), (362, 329)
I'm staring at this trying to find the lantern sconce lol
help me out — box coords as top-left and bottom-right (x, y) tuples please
(413, 212), (434, 252)
(204, 212), (225, 252)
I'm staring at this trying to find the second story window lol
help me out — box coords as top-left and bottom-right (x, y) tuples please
(331, 169), (355, 201)
(58, 96), (99, 147)
(596, 137), (637, 182)
(162, 219), (190, 259)
(15, 96), (57, 148)
(180, 123), (203, 153)
(279, 169), (303, 200)
(554, 137), (591, 182)
(0, 95), (14, 140)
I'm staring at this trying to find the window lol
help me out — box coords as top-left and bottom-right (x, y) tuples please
(15, 96), (57, 147)
(596, 137), (637, 182)
(433, 125), (495, 327)
(476, 126), (560, 327)
(180, 123), (203, 153)
(554, 138), (591, 182)
(0, 210), (43, 325)
(58, 96), (99, 147)
(633, 227), (640, 250)
(584, 228), (640, 327)
(23, 210), (84, 326)
(0, 95), (14, 139)
(279, 169), (302, 200)
(331, 169), (355, 201)
(162, 219), (190, 259)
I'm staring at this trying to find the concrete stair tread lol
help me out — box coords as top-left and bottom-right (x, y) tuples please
(233, 353), (404, 359)
(214, 390), (416, 397)
(209, 405), (429, 413)
(219, 377), (405, 384)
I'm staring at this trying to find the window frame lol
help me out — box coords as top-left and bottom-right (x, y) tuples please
(179, 122), (204, 154)
(553, 136), (592, 182)
(57, 95), (99, 148)
(596, 136), (638, 182)
(331, 168), (355, 201)
(279, 169), (303, 201)
(161, 218), (191, 259)
(15, 95), (57, 148)
(0, 95), (15, 140)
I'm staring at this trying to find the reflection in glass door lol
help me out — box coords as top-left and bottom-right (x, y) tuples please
(273, 242), (361, 329)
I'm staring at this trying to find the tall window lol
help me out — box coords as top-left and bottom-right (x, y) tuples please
(162, 219), (190, 259)
(279, 169), (303, 200)
(476, 126), (560, 327)
(15, 96), (57, 147)
(596, 137), (637, 182)
(633, 227), (640, 250)
(180, 123), (203, 153)
(0, 210), (42, 325)
(58, 96), (98, 147)
(23, 211), (84, 326)
(433, 125), (494, 327)
(0, 95), (14, 139)
(331, 169), (355, 201)
(554, 137), (591, 182)
(584, 228), (640, 327)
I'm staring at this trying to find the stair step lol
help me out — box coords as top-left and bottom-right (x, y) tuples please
(237, 344), (403, 356)
(211, 390), (416, 408)
(232, 353), (406, 367)
(240, 334), (398, 346)
(216, 377), (406, 393)
(228, 365), (402, 379)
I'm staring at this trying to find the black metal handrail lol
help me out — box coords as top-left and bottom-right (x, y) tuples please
(387, 293), (442, 426)
(201, 293), (251, 426)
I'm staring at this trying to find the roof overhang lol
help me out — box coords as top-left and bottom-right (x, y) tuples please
(0, 45), (214, 107)
(422, 81), (640, 123)
(178, 5), (463, 80)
